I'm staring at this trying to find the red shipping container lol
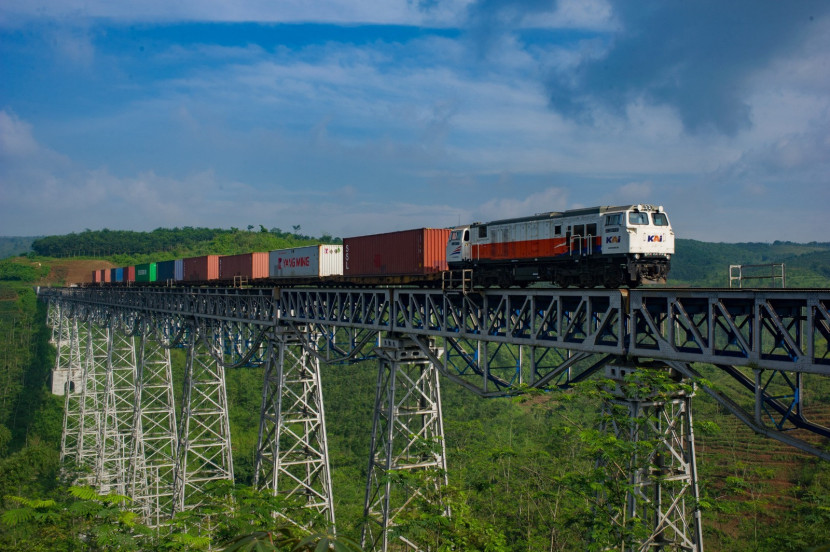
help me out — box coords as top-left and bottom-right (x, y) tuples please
(92, 270), (100, 284)
(125, 266), (135, 283)
(183, 255), (220, 282)
(219, 252), (269, 280)
(101, 269), (111, 283)
(344, 228), (451, 276)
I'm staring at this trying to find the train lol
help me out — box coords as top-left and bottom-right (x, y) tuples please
(88, 204), (674, 289)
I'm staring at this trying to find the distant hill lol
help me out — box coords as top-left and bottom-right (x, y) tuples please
(0, 236), (39, 259)
(30, 227), (341, 266)
(670, 239), (830, 288)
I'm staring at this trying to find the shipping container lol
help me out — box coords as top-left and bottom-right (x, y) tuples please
(175, 259), (184, 281)
(135, 262), (157, 283)
(344, 228), (451, 276)
(269, 244), (343, 279)
(183, 255), (220, 282)
(114, 267), (124, 282)
(125, 266), (135, 283)
(219, 252), (269, 281)
(101, 269), (111, 283)
(92, 270), (100, 284)
(157, 260), (176, 282)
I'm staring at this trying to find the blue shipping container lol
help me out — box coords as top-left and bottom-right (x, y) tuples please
(157, 260), (176, 282)
(114, 267), (124, 282)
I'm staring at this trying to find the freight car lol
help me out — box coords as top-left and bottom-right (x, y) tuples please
(86, 204), (673, 289)
(446, 204), (673, 288)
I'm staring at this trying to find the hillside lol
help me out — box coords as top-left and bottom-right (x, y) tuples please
(1, 230), (829, 551)
(671, 239), (830, 287)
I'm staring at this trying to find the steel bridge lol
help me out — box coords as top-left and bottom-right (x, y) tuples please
(39, 285), (830, 552)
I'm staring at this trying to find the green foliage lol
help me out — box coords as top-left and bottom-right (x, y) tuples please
(670, 239), (830, 287)
(30, 227), (342, 260)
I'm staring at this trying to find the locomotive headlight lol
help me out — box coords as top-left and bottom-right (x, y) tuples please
(634, 254), (641, 260)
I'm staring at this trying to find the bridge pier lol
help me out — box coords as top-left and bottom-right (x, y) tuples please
(59, 314), (84, 465)
(130, 319), (179, 526)
(254, 325), (335, 526)
(362, 336), (448, 552)
(97, 319), (138, 495)
(172, 323), (234, 513)
(597, 363), (703, 552)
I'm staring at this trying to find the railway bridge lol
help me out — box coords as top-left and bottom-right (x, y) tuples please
(38, 285), (830, 551)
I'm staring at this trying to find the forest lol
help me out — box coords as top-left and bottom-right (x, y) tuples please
(0, 228), (829, 551)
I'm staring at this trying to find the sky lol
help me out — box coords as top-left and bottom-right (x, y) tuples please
(1, 0), (829, 243)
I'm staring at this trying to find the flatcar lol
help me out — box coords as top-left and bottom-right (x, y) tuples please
(446, 204), (674, 288)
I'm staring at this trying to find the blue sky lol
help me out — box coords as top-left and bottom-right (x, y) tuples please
(1, 1), (828, 243)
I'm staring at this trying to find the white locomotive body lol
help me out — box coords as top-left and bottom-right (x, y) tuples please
(446, 204), (674, 287)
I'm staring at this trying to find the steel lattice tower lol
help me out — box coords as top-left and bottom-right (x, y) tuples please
(75, 320), (109, 482)
(172, 324), (234, 513)
(59, 314), (83, 464)
(362, 337), (448, 552)
(129, 321), (179, 526)
(97, 321), (138, 495)
(254, 327), (335, 526)
(598, 364), (704, 552)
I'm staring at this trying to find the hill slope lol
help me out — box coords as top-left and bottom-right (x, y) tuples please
(671, 239), (830, 287)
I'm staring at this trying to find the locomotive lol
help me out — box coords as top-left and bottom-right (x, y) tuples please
(89, 204), (674, 289)
(446, 204), (674, 288)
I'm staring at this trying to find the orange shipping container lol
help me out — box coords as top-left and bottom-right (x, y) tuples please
(125, 266), (135, 282)
(344, 228), (450, 276)
(183, 255), (220, 282)
(219, 252), (269, 280)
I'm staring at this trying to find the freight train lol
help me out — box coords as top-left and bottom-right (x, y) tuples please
(89, 204), (674, 289)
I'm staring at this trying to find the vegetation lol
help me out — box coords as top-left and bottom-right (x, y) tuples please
(671, 239), (830, 287)
(0, 230), (829, 550)
(30, 226), (341, 261)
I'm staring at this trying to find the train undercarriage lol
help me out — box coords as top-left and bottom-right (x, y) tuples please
(456, 254), (671, 289)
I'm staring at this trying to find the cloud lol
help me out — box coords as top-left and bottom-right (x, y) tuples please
(0, 110), (40, 158)
(544, 0), (830, 136)
(0, 0), (468, 27)
(476, 186), (569, 221)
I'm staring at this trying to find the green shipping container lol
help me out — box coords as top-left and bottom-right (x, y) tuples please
(134, 262), (157, 282)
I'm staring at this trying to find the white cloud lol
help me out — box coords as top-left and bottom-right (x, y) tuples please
(0, 0), (468, 27)
(476, 187), (569, 221)
(0, 110), (40, 158)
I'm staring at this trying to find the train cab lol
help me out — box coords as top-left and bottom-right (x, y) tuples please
(446, 226), (472, 268)
(601, 204), (674, 258)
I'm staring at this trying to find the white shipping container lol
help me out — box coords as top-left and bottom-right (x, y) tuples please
(269, 244), (343, 278)
(174, 259), (184, 281)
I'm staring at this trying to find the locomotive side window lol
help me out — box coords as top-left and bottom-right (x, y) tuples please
(586, 223), (597, 236)
(629, 212), (649, 225)
(606, 214), (623, 226)
(573, 225), (584, 236)
(479, 226), (488, 238)
(554, 224), (561, 236)
(652, 213), (669, 226)
(463, 229), (469, 241)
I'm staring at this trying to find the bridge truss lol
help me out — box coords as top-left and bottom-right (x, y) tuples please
(40, 286), (830, 551)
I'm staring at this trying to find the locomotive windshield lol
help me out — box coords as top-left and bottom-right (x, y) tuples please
(652, 213), (669, 226)
(628, 212), (649, 225)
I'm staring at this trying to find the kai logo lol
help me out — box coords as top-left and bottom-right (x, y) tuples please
(648, 235), (663, 242)
(606, 236), (621, 244)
